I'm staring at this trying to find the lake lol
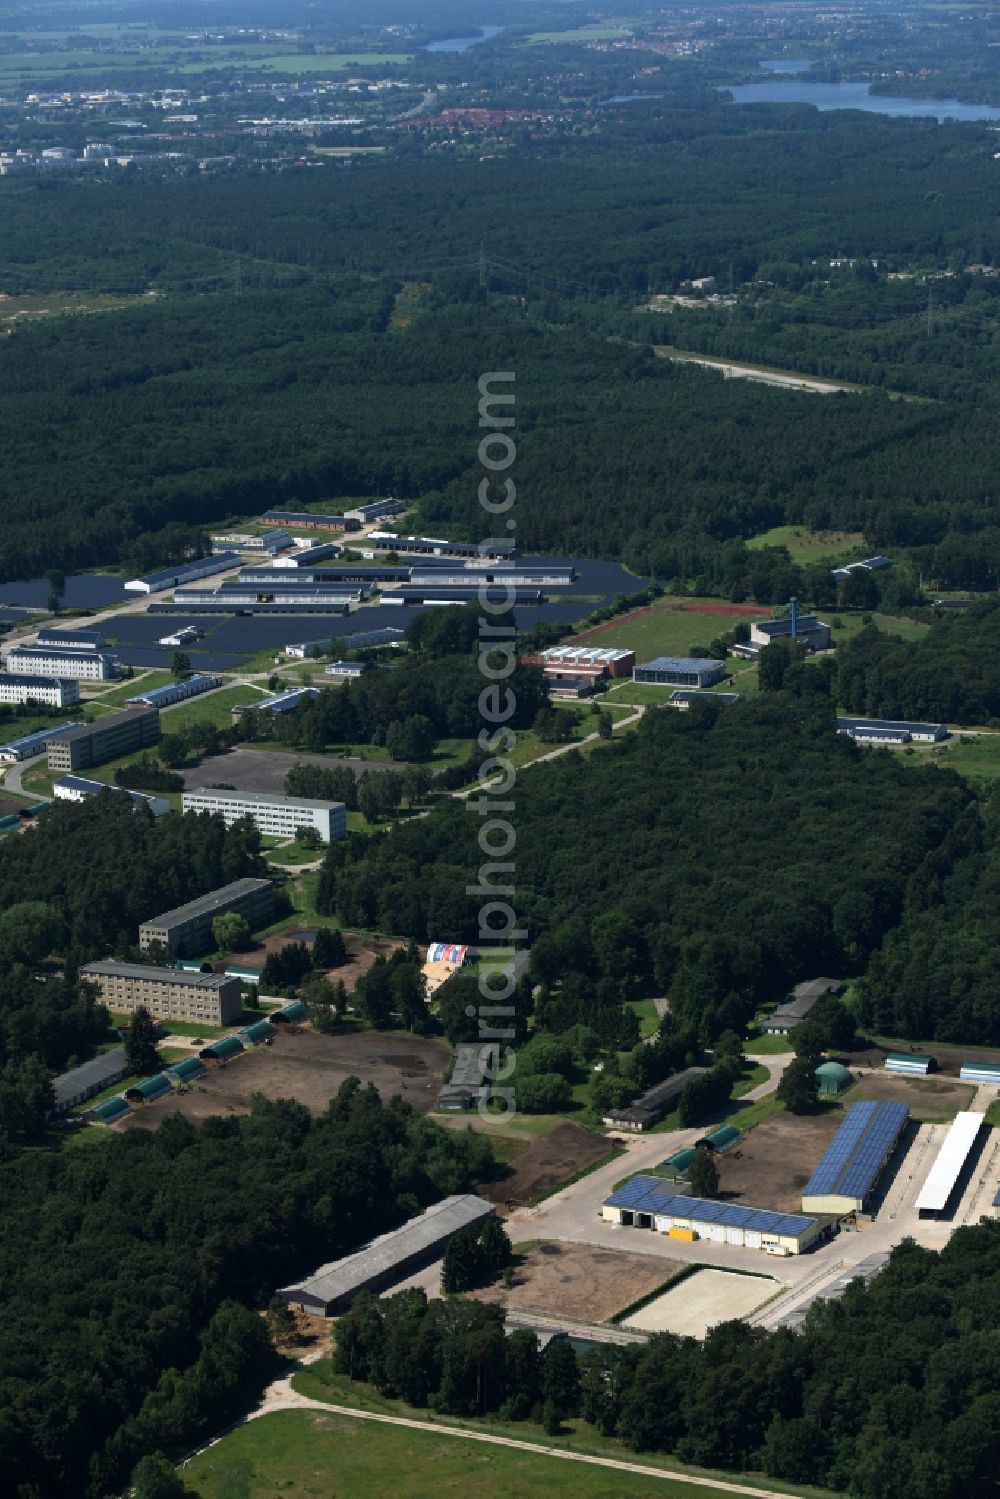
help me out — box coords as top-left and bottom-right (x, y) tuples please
(426, 25), (503, 53)
(728, 70), (1000, 122)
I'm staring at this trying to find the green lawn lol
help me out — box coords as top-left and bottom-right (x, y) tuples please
(912, 734), (1000, 785)
(88, 670), (176, 707)
(627, 998), (661, 1040)
(745, 1034), (794, 1055)
(264, 839), (326, 866)
(244, 1368), (830, 1499)
(161, 684), (266, 732)
(184, 1407), (750, 1499)
(528, 25), (634, 42)
(746, 525), (866, 564)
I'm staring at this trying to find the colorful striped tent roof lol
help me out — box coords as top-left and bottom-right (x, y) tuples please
(426, 943), (470, 966)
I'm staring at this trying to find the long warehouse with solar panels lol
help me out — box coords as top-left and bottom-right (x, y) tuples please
(915, 1111), (986, 1219)
(801, 1101), (910, 1216)
(602, 1176), (827, 1255)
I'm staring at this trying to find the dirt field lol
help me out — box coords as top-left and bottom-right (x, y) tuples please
(474, 1241), (683, 1324)
(118, 1028), (449, 1131)
(481, 1121), (614, 1208)
(182, 746), (416, 793)
(222, 928), (406, 991)
(848, 1041), (1000, 1079)
(850, 1072), (976, 1120)
(716, 1110), (843, 1212)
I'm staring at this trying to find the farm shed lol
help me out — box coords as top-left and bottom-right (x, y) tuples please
(200, 1036), (245, 1064)
(915, 1112), (985, 1219)
(279, 1195), (495, 1315)
(884, 1053), (933, 1076)
(603, 1177), (824, 1255)
(816, 1061), (854, 1095)
(802, 1101), (909, 1215)
(959, 1061), (1000, 1084)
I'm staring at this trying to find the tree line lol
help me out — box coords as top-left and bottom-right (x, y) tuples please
(0, 1083), (494, 1497)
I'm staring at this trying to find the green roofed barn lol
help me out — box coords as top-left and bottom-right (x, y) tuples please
(241, 1020), (276, 1046)
(273, 999), (307, 1023)
(816, 1061), (854, 1095)
(90, 1096), (131, 1125)
(168, 1057), (206, 1085)
(660, 1147), (697, 1178)
(125, 1074), (172, 1104)
(200, 1036), (244, 1063)
(697, 1124), (742, 1152)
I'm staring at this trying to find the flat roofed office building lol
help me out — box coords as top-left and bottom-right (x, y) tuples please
(0, 721), (84, 762)
(46, 707), (160, 771)
(80, 961), (243, 1026)
(140, 877), (274, 957)
(633, 656), (727, 688)
(6, 644), (119, 681)
(0, 673), (80, 708)
(183, 788), (346, 843)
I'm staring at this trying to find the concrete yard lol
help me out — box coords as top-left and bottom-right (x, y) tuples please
(716, 1109), (843, 1212)
(474, 1241), (683, 1324)
(621, 1268), (779, 1337)
(119, 1028), (449, 1130)
(181, 746), (415, 793)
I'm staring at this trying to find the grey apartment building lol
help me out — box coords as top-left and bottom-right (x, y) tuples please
(139, 878), (274, 957)
(80, 961), (243, 1026)
(46, 707), (160, 771)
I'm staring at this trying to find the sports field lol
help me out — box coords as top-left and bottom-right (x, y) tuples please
(566, 597), (767, 659)
(182, 1408), (780, 1499)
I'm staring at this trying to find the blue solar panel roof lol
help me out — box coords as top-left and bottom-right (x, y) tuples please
(802, 1102), (909, 1200)
(605, 1176), (816, 1236)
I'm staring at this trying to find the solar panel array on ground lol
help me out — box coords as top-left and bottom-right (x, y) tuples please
(802, 1101), (909, 1201)
(0, 573), (126, 608)
(606, 1176), (816, 1236)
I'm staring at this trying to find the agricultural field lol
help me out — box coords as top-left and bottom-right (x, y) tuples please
(182, 1407), (750, 1499)
(0, 39), (411, 87)
(475, 1240), (683, 1323)
(117, 1027), (449, 1132)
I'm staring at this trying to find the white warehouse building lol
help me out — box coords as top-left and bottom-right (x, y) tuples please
(182, 788), (346, 843)
(0, 673), (80, 709)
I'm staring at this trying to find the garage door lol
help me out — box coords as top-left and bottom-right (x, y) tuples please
(744, 1230), (762, 1249)
(654, 1216), (671, 1233)
(704, 1224), (726, 1243)
(726, 1227), (744, 1246)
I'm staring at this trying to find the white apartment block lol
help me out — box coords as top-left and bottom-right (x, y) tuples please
(0, 674), (80, 708)
(5, 645), (119, 681)
(182, 788), (346, 843)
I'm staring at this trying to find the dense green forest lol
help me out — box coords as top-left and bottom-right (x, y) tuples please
(836, 605), (1000, 724)
(1, 100), (1000, 583)
(0, 1084), (493, 1498)
(0, 798), (265, 1079)
(336, 1221), (1000, 1499)
(316, 697), (973, 1039)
